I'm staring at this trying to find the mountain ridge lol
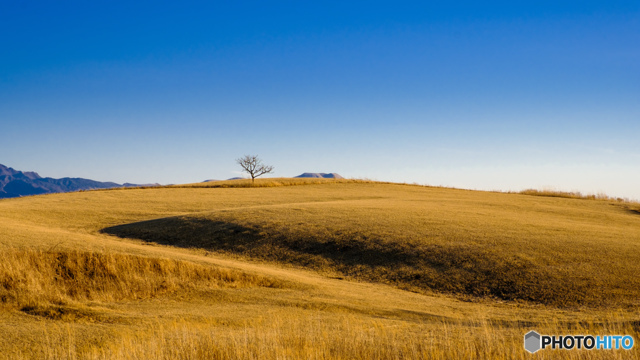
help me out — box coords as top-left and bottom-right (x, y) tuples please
(0, 164), (157, 199)
(294, 172), (344, 179)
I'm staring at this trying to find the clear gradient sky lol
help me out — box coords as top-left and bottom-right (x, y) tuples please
(2, 1), (639, 198)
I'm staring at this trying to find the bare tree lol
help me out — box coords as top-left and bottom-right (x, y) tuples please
(236, 155), (274, 184)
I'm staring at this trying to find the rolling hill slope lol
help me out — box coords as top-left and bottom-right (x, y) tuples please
(1, 179), (639, 359)
(103, 181), (640, 308)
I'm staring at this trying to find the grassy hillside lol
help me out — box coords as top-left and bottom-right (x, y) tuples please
(105, 181), (640, 308)
(1, 179), (639, 359)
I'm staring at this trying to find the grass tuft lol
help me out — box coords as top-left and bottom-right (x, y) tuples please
(519, 189), (637, 203)
(0, 249), (285, 313)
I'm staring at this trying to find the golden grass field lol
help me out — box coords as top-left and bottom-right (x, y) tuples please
(1, 178), (640, 359)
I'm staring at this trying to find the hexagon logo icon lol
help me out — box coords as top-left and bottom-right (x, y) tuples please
(524, 330), (541, 353)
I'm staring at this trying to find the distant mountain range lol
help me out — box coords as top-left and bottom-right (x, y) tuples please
(294, 173), (344, 179)
(0, 164), (157, 199)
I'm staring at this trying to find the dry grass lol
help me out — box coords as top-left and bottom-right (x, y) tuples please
(177, 177), (380, 188)
(1, 181), (640, 358)
(84, 177), (381, 192)
(11, 315), (640, 359)
(104, 187), (640, 308)
(519, 189), (637, 203)
(0, 249), (284, 320)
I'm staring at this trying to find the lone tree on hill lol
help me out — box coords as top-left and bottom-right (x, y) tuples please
(236, 155), (274, 184)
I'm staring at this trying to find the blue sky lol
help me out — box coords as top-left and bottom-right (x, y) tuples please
(1, 1), (639, 198)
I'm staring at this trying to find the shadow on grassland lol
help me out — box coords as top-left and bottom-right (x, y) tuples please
(102, 216), (592, 308)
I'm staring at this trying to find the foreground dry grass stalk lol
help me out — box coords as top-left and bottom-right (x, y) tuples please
(11, 315), (640, 360)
